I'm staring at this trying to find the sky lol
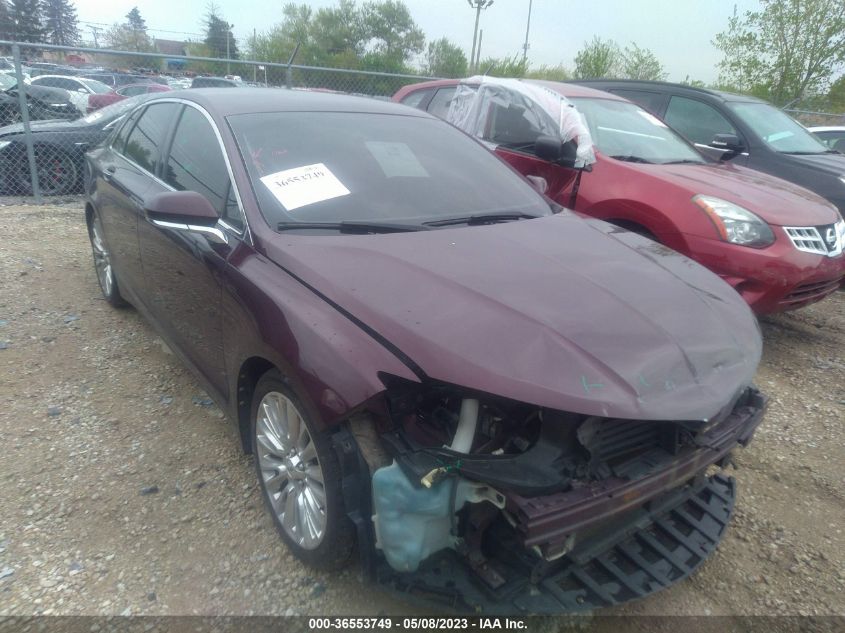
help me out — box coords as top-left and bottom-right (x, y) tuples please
(73, 0), (762, 83)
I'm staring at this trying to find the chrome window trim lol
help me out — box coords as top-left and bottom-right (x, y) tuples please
(108, 97), (252, 245)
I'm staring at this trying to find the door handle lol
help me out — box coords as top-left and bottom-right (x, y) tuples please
(103, 165), (116, 181)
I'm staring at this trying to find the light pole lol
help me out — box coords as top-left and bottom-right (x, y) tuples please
(226, 23), (234, 75)
(522, 0), (533, 66)
(467, 0), (493, 73)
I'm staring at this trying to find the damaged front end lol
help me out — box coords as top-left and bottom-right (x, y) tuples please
(336, 378), (767, 614)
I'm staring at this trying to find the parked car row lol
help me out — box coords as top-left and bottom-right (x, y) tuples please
(394, 78), (845, 316)
(0, 94), (157, 195)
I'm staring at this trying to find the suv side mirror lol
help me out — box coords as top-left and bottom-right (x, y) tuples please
(535, 136), (582, 169)
(709, 133), (744, 159)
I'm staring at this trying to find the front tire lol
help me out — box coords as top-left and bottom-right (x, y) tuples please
(88, 210), (127, 308)
(251, 370), (355, 570)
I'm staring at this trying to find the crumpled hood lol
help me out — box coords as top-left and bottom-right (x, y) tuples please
(632, 161), (840, 226)
(264, 214), (762, 422)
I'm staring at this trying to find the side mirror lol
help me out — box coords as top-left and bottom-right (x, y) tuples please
(709, 133), (744, 159)
(534, 136), (582, 169)
(145, 191), (227, 244)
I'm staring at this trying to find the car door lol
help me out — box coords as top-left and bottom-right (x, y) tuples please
(137, 103), (244, 398)
(663, 95), (749, 165)
(481, 98), (579, 200)
(95, 104), (177, 302)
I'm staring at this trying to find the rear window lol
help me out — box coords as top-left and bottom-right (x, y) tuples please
(228, 111), (549, 228)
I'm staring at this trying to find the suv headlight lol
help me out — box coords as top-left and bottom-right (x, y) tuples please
(692, 195), (775, 248)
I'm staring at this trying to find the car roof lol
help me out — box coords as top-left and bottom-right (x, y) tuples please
(33, 74), (82, 80)
(572, 79), (767, 104)
(154, 88), (436, 117)
(396, 78), (627, 101)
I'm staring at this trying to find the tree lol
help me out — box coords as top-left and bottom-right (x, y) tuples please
(573, 37), (619, 79)
(102, 7), (154, 67)
(0, 1), (13, 45)
(714, 0), (845, 106)
(425, 37), (466, 78)
(43, 0), (79, 46)
(525, 64), (570, 81)
(361, 0), (423, 67)
(827, 75), (845, 113)
(250, 0), (424, 74)
(477, 54), (527, 78)
(125, 6), (146, 33)
(619, 43), (665, 81)
(204, 3), (238, 59)
(9, 0), (45, 43)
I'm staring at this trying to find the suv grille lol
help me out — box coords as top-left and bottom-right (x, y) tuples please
(784, 220), (845, 257)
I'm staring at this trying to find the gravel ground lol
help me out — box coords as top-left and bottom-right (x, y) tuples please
(0, 203), (843, 618)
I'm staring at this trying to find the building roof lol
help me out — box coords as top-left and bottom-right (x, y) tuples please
(154, 39), (187, 56)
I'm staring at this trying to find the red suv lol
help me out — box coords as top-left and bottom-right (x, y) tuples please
(394, 79), (845, 314)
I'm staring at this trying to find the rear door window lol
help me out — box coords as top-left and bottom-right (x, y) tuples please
(664, 96), (739, 145)
(608, 89), (665, 115)
(122, 103), (178, 174)
(427, 87), (457, 119)
(399, 88), (432, 110)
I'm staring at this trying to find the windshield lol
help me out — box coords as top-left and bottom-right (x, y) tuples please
(0, 73), (16, 91)
(79, 94), (153, 126)
(229, 111), (550, 230)
(571, 97), (705, 164)
(729, 102), (829, 154)
(78, 78), (112, 94)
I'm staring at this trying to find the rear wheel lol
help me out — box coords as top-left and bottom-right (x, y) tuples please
(88, 210), (127, 308)
(16, 149), (79, 196)
(251, 370), (355, 569)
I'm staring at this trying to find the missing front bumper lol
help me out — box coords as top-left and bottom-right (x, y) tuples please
(375, 473), (736, 614)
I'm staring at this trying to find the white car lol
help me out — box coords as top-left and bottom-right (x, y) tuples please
(808, 126), (845, 152)
(29, 75), (112, 114)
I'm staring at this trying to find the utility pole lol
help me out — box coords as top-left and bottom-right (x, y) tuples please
(88, 25), (102, 48)
(522, 0), (533, 65)
(226, 23), (234, 75)
(252, 28), (257, 83)
(467, 0), (494, 73)
(476, 29), (483, 71)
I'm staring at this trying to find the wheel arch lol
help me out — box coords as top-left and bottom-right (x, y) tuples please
(236, 356), (277, 453)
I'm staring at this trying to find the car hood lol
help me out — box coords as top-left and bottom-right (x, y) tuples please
(780, 150), (845, 176)
(264, 214), (761, 422)
(637, 161), (840, 226)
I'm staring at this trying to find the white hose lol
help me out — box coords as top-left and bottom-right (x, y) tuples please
(449, 398), (479, 453)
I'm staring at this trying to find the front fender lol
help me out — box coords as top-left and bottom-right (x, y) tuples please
(222, 246), (420, 431)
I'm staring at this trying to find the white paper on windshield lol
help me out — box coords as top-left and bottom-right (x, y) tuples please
(365, 141), (429, 178)
(260, 163), (350, 211)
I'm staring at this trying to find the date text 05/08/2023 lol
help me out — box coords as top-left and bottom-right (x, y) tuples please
(308, 618), (529, 630)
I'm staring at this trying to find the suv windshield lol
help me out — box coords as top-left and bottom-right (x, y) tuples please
(572, 97), (705, 164)
(229, 111), (550, 230)
(729, 102), (829, 154)
(0, 73), (16, 91)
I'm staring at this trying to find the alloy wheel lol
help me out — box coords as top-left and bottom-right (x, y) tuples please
(255, 391), (327, 549)
(91, 215), (113, 297)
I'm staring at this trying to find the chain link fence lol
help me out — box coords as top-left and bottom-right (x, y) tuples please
(0, 41), (438, 202)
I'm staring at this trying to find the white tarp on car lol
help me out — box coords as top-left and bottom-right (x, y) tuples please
(446, 75), (596, 168)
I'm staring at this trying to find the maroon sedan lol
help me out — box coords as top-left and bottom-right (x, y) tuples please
(87, 82), (170, 112)
(394, 79), (845, 314)
(84, 89), (766, 613)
